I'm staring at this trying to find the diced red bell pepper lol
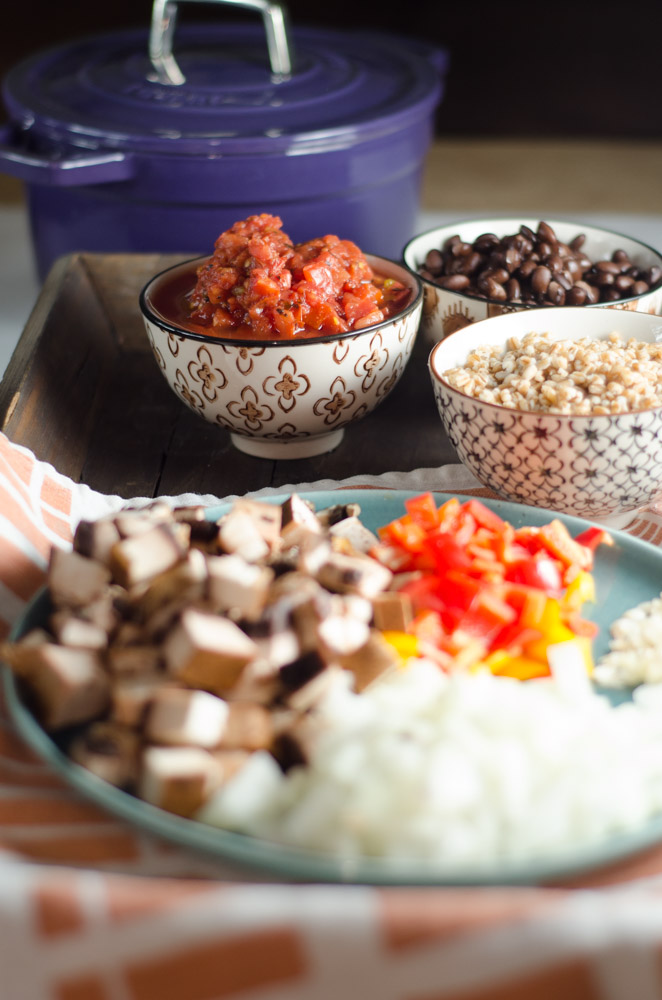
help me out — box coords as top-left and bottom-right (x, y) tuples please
(404, 492), (441, 532)
(507, 554), (564, 594)
(464, 498), (507, 533)
(574, 526), (614, 553)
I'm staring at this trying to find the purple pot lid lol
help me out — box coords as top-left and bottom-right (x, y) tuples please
(3, 23), (447, 155)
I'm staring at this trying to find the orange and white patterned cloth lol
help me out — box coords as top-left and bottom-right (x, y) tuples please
(4, 430), (662, 1000)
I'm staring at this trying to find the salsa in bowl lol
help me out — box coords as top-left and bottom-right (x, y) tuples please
(140, 215), (423, 459)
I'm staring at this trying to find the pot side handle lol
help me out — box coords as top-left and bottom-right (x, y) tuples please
(0, 126), (135, 187)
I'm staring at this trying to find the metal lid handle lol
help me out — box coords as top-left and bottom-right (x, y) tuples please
(149, 0), (293, 85)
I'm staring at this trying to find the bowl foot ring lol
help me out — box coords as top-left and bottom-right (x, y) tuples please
(230, 428), (345, 459)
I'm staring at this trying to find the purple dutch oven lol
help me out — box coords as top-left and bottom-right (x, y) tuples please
(0, 0), (447, 280)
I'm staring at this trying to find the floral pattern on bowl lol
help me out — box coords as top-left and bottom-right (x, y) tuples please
(141, 255), (423, 459)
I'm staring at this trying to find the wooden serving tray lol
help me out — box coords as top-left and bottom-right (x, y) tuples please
(0, 253), (456, 500)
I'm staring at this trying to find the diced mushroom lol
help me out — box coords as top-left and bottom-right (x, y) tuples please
(110, 524), (189, 589)
(78, 587), (125, 634)
(317, 614), (371, 660)
(328, 515), (379, 555)
(48, 548), (112, 609)
(296, 534), (333, 576)
(315, 502), (361, 528)
(68, 721), (140, 788)
(140, 746), (222, 817)
(217, 508), (270, 563)
(222, 657), (282, 706)
(219, 702), (273, 751)
(114, 504), (173, 538)
(105, 644), (163, 677)
(233, 499), (283, 552)
(288, 595), (329, 653)
(163, 608), (258, 694)
(316, 551), (393, 599)
(49, 611), (108, 651)
(284, 663), (349, 714)
(278, 649), (327, 693)
(333, 593), (373, 623)
(245, 624), (301, 673)
(145, 687), (230, 748)
(1, 628), (53, 676)
(111, 673), (170, 727)
(207, 554), (273, 620)
(13, 643), (111, 730)
(210, 749), (253, 784)
(271, 706), (332, 767)
(334, 630), (400, 693)
(132, 548), (208, 619)
(371, 591), (414, 632)
(280, 494), (323, 547)
(73, 517), (121, 567)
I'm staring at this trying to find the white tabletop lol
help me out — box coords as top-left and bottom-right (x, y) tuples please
(1, 206), (661, 380)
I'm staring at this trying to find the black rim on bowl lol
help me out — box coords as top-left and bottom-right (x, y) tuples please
(139, 254), (424, 348)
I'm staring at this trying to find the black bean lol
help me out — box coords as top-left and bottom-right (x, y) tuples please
(418, 221), (661, 307)
(506, 277), (521, 300)
(614, 274), (635, 292)
(537, 221), (558, 245)
(424, 249), (443, 274)
(473, 233), (500, 252)
(438, 274), (472, 291)
(531, 265), (552, 296)
(547, 281), (566, 305)
(567, 285), (587, 305)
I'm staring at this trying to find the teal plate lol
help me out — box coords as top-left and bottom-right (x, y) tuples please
(4, 490), (662, 886)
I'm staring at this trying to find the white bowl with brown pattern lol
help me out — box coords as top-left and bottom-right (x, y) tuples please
(140, 255), (423, 460)
(403, 218), (662, 346)
(428, 306), (662, 529)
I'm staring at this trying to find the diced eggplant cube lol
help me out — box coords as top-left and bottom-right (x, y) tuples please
(316, 552), (392, 599)
(110, 524), (188, 589)
(336, 631), (400, 693)
(48, 548), (112, 609)
(315, 502), (361, 528)
(328, 515), (379, 554)
(207, 554), (273, 619)
(233, 499), (283, 551)
(163, 608), (258, 694)
(111, 673), (169, 727)
(140, 746), (221, 817)
(371, 591), (414, 632)
(220, 702), (273, 751)
(317, 614), (371, 660)
(49, 612), (108, 651)
(105, 644), (163, 677)
(73, 518), (121, 567)
(68, 721), (140, 788)
(133, 548), (208, 618)
(17, 644), (111, 730)
(279, 650), (327, 692)
(145, 687), (230, 748)
(218, 508), (270, 563)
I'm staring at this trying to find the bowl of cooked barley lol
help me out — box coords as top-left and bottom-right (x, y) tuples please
(428, 306), (662, 527)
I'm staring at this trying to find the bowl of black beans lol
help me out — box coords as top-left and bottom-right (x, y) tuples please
(403, 218), (662, 342)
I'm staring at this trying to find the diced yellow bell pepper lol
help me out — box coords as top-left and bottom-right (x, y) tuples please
(381, 630), (420, 663)
(523, 596), (576, 661)
(491, 654), (551, 681)
(561, 570), (596, 613)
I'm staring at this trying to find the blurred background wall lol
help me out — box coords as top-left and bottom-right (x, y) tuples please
(1, 0), (661, 139)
